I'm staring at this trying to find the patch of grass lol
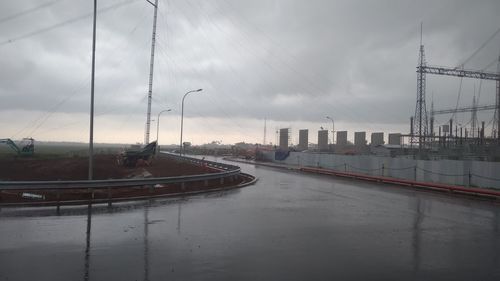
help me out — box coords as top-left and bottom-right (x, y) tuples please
(0, 143), (125, 159)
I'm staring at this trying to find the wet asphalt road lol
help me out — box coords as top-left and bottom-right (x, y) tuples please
(1, 157), (500, 281)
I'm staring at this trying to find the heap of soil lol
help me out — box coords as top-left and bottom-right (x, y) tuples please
(0, 154), (211, 181)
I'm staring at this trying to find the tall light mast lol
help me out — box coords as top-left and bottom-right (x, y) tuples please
(144, 0), (159, 144)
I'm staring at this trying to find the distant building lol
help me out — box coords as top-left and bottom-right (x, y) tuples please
(388, 133), (401, 145)
(279, 128), (289, 149)
(318, 130), (329, 151)
(336, 131), (348, 146)
(371, 132), (384, 146)
(354, 132), (366, 147)
(298, 129), (309, 151)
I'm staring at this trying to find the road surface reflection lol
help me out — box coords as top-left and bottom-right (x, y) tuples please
(1, 158), (500, 280)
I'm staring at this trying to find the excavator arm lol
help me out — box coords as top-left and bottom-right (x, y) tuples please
(0, 138), (34, 156)
(0, 138), (21, 154)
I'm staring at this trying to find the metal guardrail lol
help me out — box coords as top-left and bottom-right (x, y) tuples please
(0, 154), (241, 190)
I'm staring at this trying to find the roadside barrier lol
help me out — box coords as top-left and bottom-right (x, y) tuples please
(340, 162), (500, 188)
(301, 165), (500, 200)
(0, 154), (254, 207)
(225, 157), (500, 199)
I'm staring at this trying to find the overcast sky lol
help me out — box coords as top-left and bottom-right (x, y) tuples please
(1, 0), (499, 145)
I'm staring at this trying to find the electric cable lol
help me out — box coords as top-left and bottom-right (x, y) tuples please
(0, 0), (140, 46)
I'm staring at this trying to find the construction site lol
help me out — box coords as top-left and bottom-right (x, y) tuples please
(0, 137), (255, 205)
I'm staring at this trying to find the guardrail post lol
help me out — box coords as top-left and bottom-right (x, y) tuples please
(344, 163), (347, 172)
(107, 187), (112, 207)
(381, 163), (385, 177)
(88, 188), (94, 205)
(56, 191), (61, 213)
(204, 180), (208, 187)
(468, 169), (472, 187)
(181, 182), (186, 191)
(220, 177), (224, 185)
(414, 165), (417, 182)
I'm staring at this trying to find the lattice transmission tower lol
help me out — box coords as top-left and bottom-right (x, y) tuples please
(413, 28), (428, 149)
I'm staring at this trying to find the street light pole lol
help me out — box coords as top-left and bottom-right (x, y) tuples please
(326, 116), (335, 144)
(180, 89), (203, 155)
(88, 0), (97, 180)
(156, 109), (172, 144)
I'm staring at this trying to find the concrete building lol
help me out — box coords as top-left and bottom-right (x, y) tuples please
(279, 128), (289, 149)
(354, 132), (367, 146)
(388, 133), (402, 145)
(371, 132), (384, 146)
(442, 124), (450, 134)
(298, 129), (309, 151)
(318, 130), (329, 151)
(336, 131), (348, 146)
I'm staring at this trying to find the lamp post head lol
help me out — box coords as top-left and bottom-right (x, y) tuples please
(158, 109), (172, 115)
(183, 89), (203, 100)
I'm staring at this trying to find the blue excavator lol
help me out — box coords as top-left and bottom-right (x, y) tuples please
(0, 138), (35, 156)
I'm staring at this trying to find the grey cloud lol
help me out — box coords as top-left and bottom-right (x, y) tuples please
(1, 0), (499, 141)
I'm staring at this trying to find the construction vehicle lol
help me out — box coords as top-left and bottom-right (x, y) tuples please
(117, 141), (157, 167)
(0, 138), (34, 156)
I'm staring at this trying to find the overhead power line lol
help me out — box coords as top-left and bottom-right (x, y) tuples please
(0, 0), (139, 46)
(0, 0), (63, 24)
(456, 27), (500, 68)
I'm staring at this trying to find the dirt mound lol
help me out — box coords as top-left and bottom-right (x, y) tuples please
(0, 155), (210, 181)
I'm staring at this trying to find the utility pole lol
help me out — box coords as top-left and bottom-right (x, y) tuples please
(471, 95), (477, 138)
(494, 49), (500, 142)
(263, 118), (267, 145)
(88, 0), (97, 180)
(429, 101), (434, 138)
(144, 0), (159, 145)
